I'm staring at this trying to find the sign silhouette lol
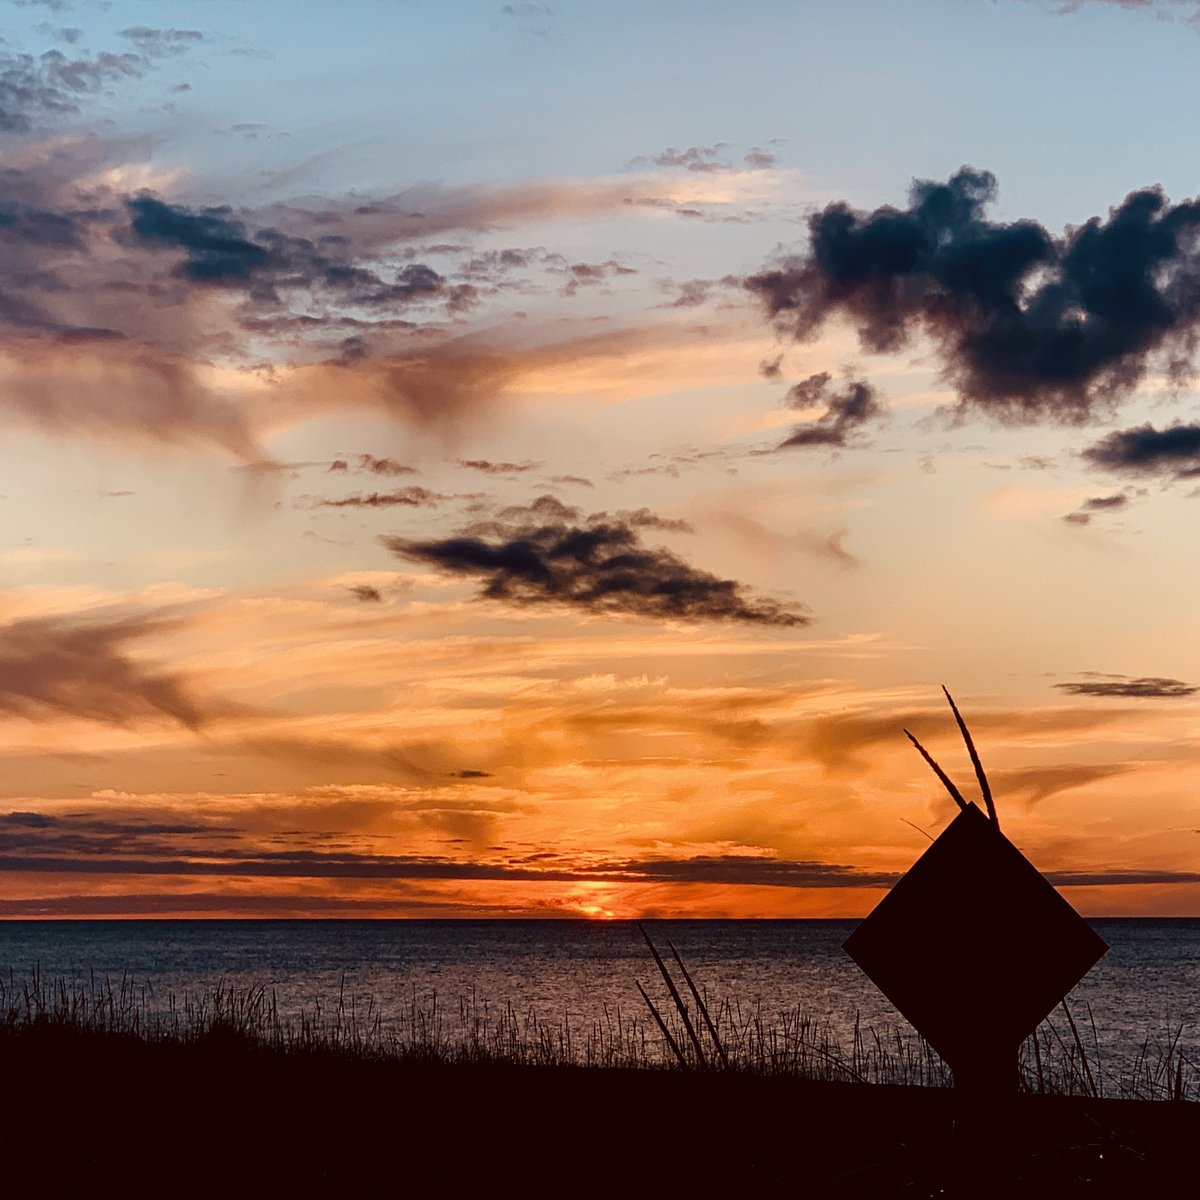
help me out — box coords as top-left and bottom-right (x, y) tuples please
(843, 692), (1108, 1091)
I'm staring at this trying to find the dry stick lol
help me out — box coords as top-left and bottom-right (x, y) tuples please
(903, 730), (969, 812)
(667, 939), (730, 1069)
(900, 816), (935, 842)
(1086, 1000), (1103, 1098)
(942, 685), (998, 826)
(635, 980), (687, 1067)
(639, 924), (708, 1067)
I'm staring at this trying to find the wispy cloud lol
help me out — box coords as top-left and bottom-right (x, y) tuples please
(0, 612), (221, 727)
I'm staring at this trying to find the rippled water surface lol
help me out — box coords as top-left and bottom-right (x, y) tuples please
(3, 919), (1198, 1074)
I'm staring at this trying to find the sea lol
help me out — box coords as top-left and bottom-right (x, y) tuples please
(3, 919), (1198, 1083)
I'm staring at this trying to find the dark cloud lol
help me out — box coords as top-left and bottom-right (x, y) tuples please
(455, 247), (541, 277)
(132, 197), (357, 292)
(614, 507), (694, 533)
(447, 246), (577, 298)
(0, 811), (237, 860)
(449, 769), (493, 779)
(0, 823), (893, 887)
(458, 458), (541, 474)
(127, 196), (455, 310)
(0, 174), (102, 261)
(7, 802), (1196, 894)
(1045, 869), (1200, 887)
(749, 167), (1200, 422)
(2, 811), (55, 829)
(382, 496), (806, 626)
(1082, 422), (1200, 477)
(1055, 674), (1198, 698)
(665, 279), (713, 308)
(608, 463), (679, 481)
(5, 817), (1192, 891)
(0, 613), (218, 728)
(0, 47), (146, 132)
(744, 148), (777, 170)
(0, 893), (460, 918)
(326, 454), (416, 476)
(658, 275), (741, 309)
(355, 454), (417, 476)
(1062, 492), (1129, 525)
(0, 846), (879, 886)
(644, 145), (731, 173)
(0, 788), (518, 868)
(616, 855), (896, 888)
(558, 260), (636, 296)
(775, 372), (884, 449)
(319, 486), (443, 508)
(349, 585), (383, 603)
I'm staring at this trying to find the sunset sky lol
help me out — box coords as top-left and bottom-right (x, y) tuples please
(3, 0), (1200, 918)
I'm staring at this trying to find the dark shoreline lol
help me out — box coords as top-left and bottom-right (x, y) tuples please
(4, 1025), (1196, 1196)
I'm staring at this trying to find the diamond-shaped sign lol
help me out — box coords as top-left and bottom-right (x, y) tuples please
(844, 803), (1107, 1079)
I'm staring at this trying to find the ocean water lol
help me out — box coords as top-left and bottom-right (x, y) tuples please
(2, 919), (1198, 1080)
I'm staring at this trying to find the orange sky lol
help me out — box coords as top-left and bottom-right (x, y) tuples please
(3, 1), (1200, 919)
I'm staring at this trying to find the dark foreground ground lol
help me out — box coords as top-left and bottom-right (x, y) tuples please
(2, 1028), (1196, 1197)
